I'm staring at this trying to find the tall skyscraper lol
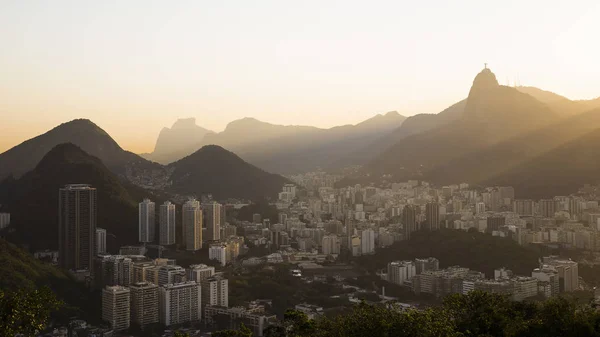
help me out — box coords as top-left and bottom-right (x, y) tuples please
(130, 282), (159, 328)
(160, 201), (176, 246)
(183, 199), (202, 251)
(322, 235), (341, 255)
(425, 202), (440, 231)
(345, 218), (355, 248)
(202, 202), (222, 242)
(102, 285), (130, 331)
(539, 199), (556, 218)
(361, 229), (375, 255)
(402, 205), (417, 241)
(159, 281), (201, 326)
(96, 228), (107, 255)
(59, 184), (97, 271)
(139, 199), (156, 243)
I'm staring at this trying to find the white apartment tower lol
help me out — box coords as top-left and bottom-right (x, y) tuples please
(209, 244), (228, 266)
(160, 201), (176, 245)
(201, 276), (229, 308)
(159, 281), (202, 326)
(183, 199), (202, 251)
(102, 286), (130, 331)
(203, 202), (222, 241)
(96, 228), (107, 255)
(130, 282), (159, 328)
(361, 229), (375, 255)
(139, 199), (156, 243)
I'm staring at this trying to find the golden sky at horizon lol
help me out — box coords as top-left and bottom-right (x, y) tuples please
(1, 0), (599, 154)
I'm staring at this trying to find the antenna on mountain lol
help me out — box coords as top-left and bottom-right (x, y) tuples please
(484, 63), (488, 69)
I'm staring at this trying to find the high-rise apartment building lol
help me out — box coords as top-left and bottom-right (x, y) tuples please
(321, 235), (341, 255)
(402, 205), (417, 240)
(96, 228), (107, 255)
(425, 202), (440, 231)
(539, 199), (556, 218)
(102, 286), (130, 331)
(513, 199), (534, 216)
(220, 224), (237, 240)
(487, 216), (506, 233)
(130, 282), (159, 328)
(361, 229), (375, 255)
(201, 276), (228, 308)
(209, 244), (227, 266)
(202, 202), (222, 241)
(160, 201), (176, 246)
(59, 184), (97, 271)
(387, 261), (416, 285)
(95, 255), (133, 287)
(282, 184), (297, 198)
(415, 257), (440, 275)
(542, 256), (579, 292)
(159, 281), (201, 326)
(187, 264), (215, 282)
(133, 262), (155, 284)
(475, 202), (486, 214)
(158, 265), (186, 286)
(183, 199), (202, 251)
(139, 199), (156, 243)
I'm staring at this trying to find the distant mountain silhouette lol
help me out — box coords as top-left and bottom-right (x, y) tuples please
(0, 143), (150, 250)
(198, 112), (406, 173)
(141, 118), (214, 164)
(517, 86), (600, 116)
(344, 100), (467, 165)
(0, 119), (163, 184)
(481, 108), (600, 198)
(167, 145), (290, 200)
(142, 112), (405, 174)
(358, 67), (558, 181)
(423, 107), (600, 188)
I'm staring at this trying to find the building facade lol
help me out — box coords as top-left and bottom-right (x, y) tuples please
(159, 201), (176, 246)
(59, 184), (97, 271)
(139, 199), (156, 243)
(159, 281), (202, 326)
(102, 286), (130, 331)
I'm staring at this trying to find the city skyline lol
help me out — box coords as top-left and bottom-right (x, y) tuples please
(1, 1), (600, 153)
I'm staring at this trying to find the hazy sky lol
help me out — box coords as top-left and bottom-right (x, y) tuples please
(1, 0), (599, 154)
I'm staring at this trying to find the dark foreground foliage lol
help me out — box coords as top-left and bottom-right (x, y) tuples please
(220, 291), (600, 337)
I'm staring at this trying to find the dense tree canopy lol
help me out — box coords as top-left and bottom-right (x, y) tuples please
(356, 229), (541, 277)
(219, 291), (600, 337)
(0, 287), (63, 337)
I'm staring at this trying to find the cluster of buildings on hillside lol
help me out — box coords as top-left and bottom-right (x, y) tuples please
(50, 184), (275, 335)
(382, 256), (579, 300)
(95, 256), (274, 335)
(241, 177), (600, 262)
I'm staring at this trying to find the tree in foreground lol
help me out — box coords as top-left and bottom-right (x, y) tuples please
(0, 286), (63, 337)
(217, 291), (600, 337)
